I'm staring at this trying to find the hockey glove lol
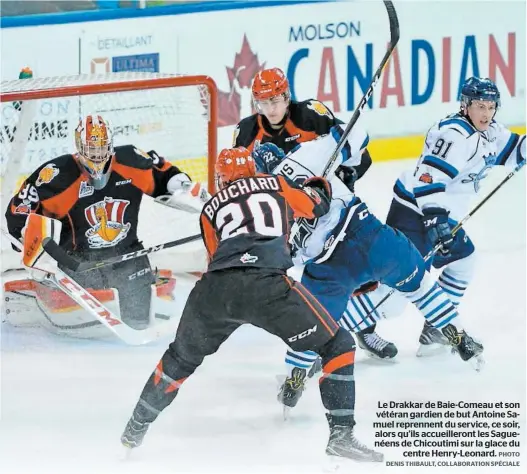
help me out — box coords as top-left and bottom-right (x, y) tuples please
(252, 142), (286, 173)
(335, 165), (358, 192)
(421, 207), (454, 255)
(303, 176), (332, 202)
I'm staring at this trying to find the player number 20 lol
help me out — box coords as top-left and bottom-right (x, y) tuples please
(216, 194), (283, 240)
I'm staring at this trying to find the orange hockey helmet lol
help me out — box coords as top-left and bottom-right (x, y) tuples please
(74, 114), (114, 188)
(252, 68), (290, 101)
(215, 147), (256, 189)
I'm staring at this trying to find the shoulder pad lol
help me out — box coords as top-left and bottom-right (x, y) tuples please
(438, 114), (477, 138)
(26, 154), (80, 199)
(294, 99), (335, 119)
(233, 114), (259, 146)
(114, 145), (153, 170)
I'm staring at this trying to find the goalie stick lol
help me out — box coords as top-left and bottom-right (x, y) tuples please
(359, 158), (526, 323)
(42, 233), (201, 273)
(290, 0), (400, 241)
(2, 229), (178, 345)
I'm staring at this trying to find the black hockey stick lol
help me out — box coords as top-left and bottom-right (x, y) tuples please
(320, 1), (399, 179)
(291, 1), (399, 240)
(42, 233), (201, 273)
(360, 158), (526, 322)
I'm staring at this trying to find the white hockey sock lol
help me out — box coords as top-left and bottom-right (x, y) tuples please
(406, 272), (461, 329)
(437, 253), (476, 307)
(341, 294), (380, 333)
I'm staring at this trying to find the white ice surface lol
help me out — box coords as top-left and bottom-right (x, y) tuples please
(1, 159), (525, 474)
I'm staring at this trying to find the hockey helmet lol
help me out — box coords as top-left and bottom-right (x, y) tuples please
(215, 147), (256, 189)
(460, 77), (501, 109)
(75, 115), (114, 189)
(252, 68), (291, 114)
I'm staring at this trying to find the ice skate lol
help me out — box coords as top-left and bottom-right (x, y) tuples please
(416, 321), (450, 357)
(326, 415), (384, 462)
(277, 367), (307, 419)
(121, 415), (150, 450)
(356, 330), (398, 359)
(441, 324), (485, 371)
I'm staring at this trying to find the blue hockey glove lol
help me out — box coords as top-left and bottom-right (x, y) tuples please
(422, 207), (454, 255)
(252, 142), (286, 173)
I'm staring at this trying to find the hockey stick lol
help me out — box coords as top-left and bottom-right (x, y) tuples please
(361, 159), (526, 321)
(1, 229), (177, 345)
(42, 233), (201, 273)
(320, 1), (399, 179)
(290, 0), (399, 240)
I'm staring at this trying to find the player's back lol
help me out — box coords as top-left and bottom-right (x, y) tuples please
(200, 173), (326, 272)
(274, 125), (367, 202)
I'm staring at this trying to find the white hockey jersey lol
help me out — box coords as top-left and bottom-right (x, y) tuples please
(271, 124), (369, 264)
(394, 113), (525, 221)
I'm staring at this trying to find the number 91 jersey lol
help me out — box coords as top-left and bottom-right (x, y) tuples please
(396, 114), (525, 221)
(271, 124), (369, 263)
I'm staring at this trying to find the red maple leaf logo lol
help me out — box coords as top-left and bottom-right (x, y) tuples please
(218, 35), (266, 127)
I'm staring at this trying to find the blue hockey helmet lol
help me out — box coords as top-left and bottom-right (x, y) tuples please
(252, 142), (286, 173)
(459, 77), (501, 109)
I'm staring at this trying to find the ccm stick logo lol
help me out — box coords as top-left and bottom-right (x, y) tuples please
(120, 244), (165, 261)
(288, 324), (317, 343)
(58, 277), (122, 326)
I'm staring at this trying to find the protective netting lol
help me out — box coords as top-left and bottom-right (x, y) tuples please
(1, 72), (216, 272)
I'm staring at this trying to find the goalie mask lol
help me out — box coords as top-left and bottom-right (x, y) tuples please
(215, 147), (256, 189)
(75, 115), (114, 189)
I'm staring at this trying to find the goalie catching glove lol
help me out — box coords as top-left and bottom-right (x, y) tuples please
(156, 172), (211, 213)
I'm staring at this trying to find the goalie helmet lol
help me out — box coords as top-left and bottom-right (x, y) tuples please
(74, 115), (114, 189)
(215, 147), (256, 189)
(252, 68), (291, 116)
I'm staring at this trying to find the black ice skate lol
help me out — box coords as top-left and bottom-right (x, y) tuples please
(416, 321), (450, 357)
(356, 330), (398, 359)
(121, 415), (150, 449)
(441, 324), (484, 370)
(326, 416), (384, 462)
(277, 367), (307, 418)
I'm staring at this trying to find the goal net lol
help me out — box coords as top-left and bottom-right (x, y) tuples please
(1, 72), (217, 273)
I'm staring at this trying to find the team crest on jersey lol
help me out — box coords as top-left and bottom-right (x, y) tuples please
(84, 197), (131, 248)
(307, 100), (331, 117)
(419, 172), (433, 184)
(134, 147), (151, 160)
(79, 181), (95, 198)
(36, 164), (59, 187)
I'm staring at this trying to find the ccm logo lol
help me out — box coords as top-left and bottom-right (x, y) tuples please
(128, 267), (151, 280)
(288, 324), (317, 342)
(122, 245), (164, 261)
(59, 277), (121, 326)
(395, 266), (419, 288)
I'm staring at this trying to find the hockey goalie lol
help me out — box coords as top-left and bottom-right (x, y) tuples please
(2, 114), (208, 343)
